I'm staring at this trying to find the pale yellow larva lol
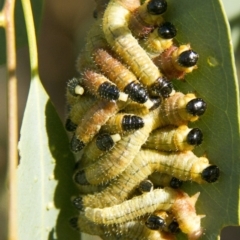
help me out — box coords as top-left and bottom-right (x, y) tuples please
(84, 188), (176, 225)
(102, 0), (163, 87)
(143, 125), (203, 152)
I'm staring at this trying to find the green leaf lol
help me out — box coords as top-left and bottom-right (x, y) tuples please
(17, 76), (79, 240)
(164, 0), (240, 239)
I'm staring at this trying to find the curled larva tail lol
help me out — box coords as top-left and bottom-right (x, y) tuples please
(172, 191), (204, 239)
(85, 188), (176, 225)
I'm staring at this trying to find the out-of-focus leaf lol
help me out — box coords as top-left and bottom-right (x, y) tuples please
(17, 75), (79, 240)
(164, 0), (240, 239)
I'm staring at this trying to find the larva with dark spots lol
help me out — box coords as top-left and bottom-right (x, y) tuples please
(84, 187), (176, 225)
(71, 99), (124, 152)
(143, 125), (203, 152)
(101, 113), (144, 134)
(73, 92), (206, 184)
(148, 172), (183, 189)
(80, 70), (128, 102)
(153, 44), (199, 80)
(94, 48), (154, 108)
(128, 0), (167, 38)
(70, 213), (176, 240)
(78, 133), (121, 168)
(74, 149), (218, 210)
(84, 188), (203, 239)
(102, 0), (166, 89)
(139, 22), (177, 58)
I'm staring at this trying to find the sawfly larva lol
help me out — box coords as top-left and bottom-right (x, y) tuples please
(84, 187), (176, 225)
(80, 70), (128, 102)
(103, 0), (168, 92)
(93, 48), (154, 108)
(140, 22), (177, 58)
(128, 0), (167, 38)
(70, 213), (176, 240)
(154, 44), (199, 80)
(71, 100), (122, 152)
(148, 172), (183, 189)
(79, 133), (121, 168)
(143, 125), (203, 152)
(101, 113), (144, 134)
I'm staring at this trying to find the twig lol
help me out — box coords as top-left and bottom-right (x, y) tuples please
(1, 0), (18, 239)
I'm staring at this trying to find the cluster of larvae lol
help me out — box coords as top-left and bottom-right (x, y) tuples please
(65, 0), (220, 239)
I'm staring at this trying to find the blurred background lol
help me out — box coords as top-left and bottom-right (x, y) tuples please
(0, 0), (240, 239)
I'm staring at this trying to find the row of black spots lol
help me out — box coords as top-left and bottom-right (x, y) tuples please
(70, 213), (175, 240)
(73, 149), (219, 211)
(83, 187), (204, 239)
(143, 125), (203, 152)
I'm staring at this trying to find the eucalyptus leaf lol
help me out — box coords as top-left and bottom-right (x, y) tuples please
(17, 76), (79, 240)
(164, 0), (240, 239)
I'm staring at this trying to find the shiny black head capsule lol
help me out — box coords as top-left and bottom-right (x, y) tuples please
(149, 97), (162, 110)
(145, 215), (166, 230)
(201, 165), (220, 183)
(187, 128), (203, 145)
(139, 180), (154, 193)
(147, 0), (167, 15)
(168, 220), (180, 233)
(96, 133), (115, 151)
(170, 177), (183, 189)
(158, 22), (177, 39)
(150, 77), (173, 98)
(98, 82), (120, 100)
(124, 82), (148, 104)
(186, 98), (207, 116)
(65, 118), (77, 132)
(178, 50), (199, 67)
(67, 78), (80, 96)
(70, 134), (85, 152)
(74, 170), (90, 185)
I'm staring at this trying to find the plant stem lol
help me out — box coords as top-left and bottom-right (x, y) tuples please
(2, 0), (18, 239)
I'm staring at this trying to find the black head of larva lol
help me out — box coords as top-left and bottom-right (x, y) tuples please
(201, 165), (220, 183)
(186, 98), (207, 116)
(72, 196), (84, 211)
(70, 134), (85, 152)
(149, 77), (173, 98)
(65, 118), (77, 132)
(67, 78), (80, 96)
(147, 0), (167, 15)
(169, 177), (183, 189)
(74, 170), (90, 185)
(187, 128), (203, 146)
(98, 82), (120, 101)
(124, 82), (148, 104)
(69, 217), (79, 230)
(168, 220), (180, 233)
(178, 50), (199, 67)
(122, 115), (144, 131)
(139, 180), (154, 193)
(145, 215), (166, 230)
(158, 22), (177, 39)
(96, 133), (114, 151)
